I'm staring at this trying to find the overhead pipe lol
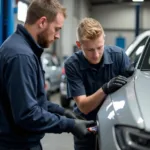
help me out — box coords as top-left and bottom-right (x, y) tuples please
(135, 4), (140, 37)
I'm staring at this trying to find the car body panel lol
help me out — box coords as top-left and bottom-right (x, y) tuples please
(97, 95), (120, 150)
(110, 71), (144, 129)
(97, 35), (150, 150)
(134, 70), (150, 131)
(97, 70), (150, 150)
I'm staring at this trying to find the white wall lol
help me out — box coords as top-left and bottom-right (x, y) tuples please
(141, 5), (150, 29)
(79, 0), (91, 20)
(91, 3), (150, 49)
(58, 0), (90, 59)
(92, 4), (135, 29)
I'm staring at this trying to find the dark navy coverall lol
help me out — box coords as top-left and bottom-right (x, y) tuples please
(65, 46), (130, 150)
(0, 24), (74, 150)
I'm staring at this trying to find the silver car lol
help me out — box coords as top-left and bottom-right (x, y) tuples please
(97, 37), (150, 150)
(41, 52), (61, 98)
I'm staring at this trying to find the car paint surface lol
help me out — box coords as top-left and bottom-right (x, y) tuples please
(97, 36), (150, 150)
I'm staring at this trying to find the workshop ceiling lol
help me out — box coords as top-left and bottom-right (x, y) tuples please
(90, 0), (150, 5)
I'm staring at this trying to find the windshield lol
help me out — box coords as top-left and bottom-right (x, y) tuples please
(141, 37), (150, 70)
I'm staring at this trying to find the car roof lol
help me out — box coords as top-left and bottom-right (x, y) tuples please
(126, 30), (150, 56)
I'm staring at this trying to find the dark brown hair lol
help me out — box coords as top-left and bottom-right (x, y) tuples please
(25, 0), (66, 24)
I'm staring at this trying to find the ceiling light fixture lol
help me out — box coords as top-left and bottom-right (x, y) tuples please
(132, 0), (144, 2)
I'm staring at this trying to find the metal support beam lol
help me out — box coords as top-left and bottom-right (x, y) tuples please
(0, 0), (3, 45)
(6, 0), (14, 37)
(1, 0), (15, 43)
(135, 4), (140, 37)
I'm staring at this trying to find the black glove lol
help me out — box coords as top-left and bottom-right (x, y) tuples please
(64, 109), (86, 120)
(102, 75), (127, 95)
(71, 119), (96, 139)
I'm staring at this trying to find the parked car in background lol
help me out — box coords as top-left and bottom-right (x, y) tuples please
(96, 36), (150, 150)
(59, 65), (68, 107)
(41, 52), (61, 99)
(59, 61), (74, 108)
(44, 79), (51, 100)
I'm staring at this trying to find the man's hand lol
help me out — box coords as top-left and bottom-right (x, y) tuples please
(64, 109), (86, 120)
(102, 75), (127, 95)
(71, 119), (96, 139)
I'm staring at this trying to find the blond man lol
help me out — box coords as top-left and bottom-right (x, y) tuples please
(0, 1), (95, 150)
(65, 18), (132, 150)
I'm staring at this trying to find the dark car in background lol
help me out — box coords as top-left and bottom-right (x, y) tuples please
(59, 67), (68, 107)
(59, 62), (74, 107)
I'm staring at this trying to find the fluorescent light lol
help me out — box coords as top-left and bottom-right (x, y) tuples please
(17, 1), (28, 22)
(132, 0), (144, 2)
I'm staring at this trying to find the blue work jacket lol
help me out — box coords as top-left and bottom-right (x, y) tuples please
(0, 24), (74, 149)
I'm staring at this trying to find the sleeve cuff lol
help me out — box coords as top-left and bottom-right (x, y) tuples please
(61, 118), (75, 133)
(71, 88), (86, 97)
(57, 106), (65, 115)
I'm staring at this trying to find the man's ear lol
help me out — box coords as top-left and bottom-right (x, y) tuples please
(76, 41), (81, 49)
(37, 16), (47, 29)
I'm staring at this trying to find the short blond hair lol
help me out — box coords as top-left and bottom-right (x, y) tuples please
(77, 18), (104, 42)
(26, 0), (66, 24)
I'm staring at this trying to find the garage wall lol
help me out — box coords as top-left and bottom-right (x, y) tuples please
(91, 3), (150, 49)
(59, 0), (90, 59)
(9, 1), (150, 58)
(142, 5), (150, 29)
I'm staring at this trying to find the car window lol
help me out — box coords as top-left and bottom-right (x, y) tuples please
(141, 40), (150, 70)
(129, 37), (148, 64)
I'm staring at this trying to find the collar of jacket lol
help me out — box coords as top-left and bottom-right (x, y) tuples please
(16, 24), (44, 57)
(77, 47), (113, 70)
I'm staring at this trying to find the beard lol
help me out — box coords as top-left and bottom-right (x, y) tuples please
(37, 29), (50, 48)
